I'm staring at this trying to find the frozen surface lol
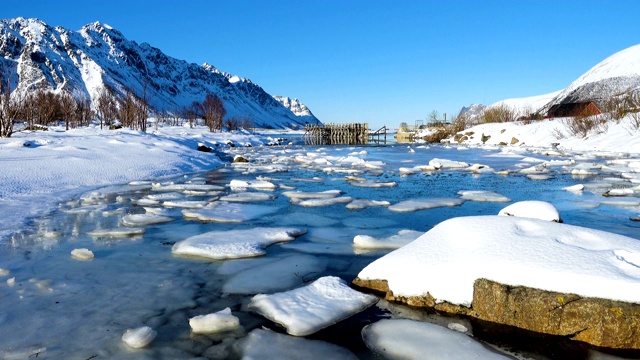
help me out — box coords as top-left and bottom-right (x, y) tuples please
(121, 214), (174, 226)
(358, 215), (640, 305)
(498, 200), (562, 222)
(172, 227), (307, 260)
(362, 319), (509, 359)
(236, 328), (358, 360)
(249, 276), (378, 336)
(458, 190), (511, 203)
(71, 248), (94, 261)
(87, 228), (146, 238)
(189, 308), (240, 334)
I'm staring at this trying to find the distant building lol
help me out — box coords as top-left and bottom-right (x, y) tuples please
(546, 101), (603, 118)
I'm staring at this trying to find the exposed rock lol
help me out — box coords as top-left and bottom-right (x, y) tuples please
(510, 137), (520, 145)
(498, 142), (507, 146)
(481, 133), (491, 144)
(453, 134), (469, 143)
(197, 145), (212, 152)
(351, 277), (640, 349)
(233, 155), (249, 163)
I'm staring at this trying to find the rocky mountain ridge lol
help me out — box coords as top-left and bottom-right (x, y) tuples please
(0, 17), (320, 129)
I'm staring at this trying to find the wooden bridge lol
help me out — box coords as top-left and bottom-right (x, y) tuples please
(303, 123), (387, 145)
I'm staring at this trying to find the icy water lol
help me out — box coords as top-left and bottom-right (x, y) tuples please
(2, 142), (640, 359)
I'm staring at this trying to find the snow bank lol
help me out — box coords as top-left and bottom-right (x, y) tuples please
(357, 215), (640, 306)
(249, 276), (377, 336)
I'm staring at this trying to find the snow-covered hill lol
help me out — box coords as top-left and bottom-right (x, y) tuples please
(0, 17), (318, 129)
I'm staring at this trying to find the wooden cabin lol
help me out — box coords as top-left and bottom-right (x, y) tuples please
(546, 101), (602, 118)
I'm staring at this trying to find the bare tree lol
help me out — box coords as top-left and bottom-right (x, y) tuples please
(202, 93), (226, 132)
(59, 93), (76, 130)
(96, 88), (118, 129)
(0, 73), (19, 138)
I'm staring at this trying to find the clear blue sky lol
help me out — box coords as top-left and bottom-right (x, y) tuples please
(4, 0), (640, 129)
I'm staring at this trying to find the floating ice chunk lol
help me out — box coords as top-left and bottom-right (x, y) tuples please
(129, 180), (152, 186)
(600, 198), (640, 207)
(172, 227), (307, 260)
(520, 156), (545, 162)
(236, 328), (358, 360)
(122, 214), (173, 227)
(346, 199), (391, 210)
(519, 164), (547, 174)
(87, 227), (146, 238)
(63, 204), (108, 214)
(458, 190), (511, 203)
(162, 200), (209, 208)
(222, 254), (326, 294)
(349, 181), (397, 188)
(499, 201), (561, 222)
(146, 192), (184, 201)
(362, 319), (509, 359)
(249, 276), (377, 336)
(133, 198), (160, 206)
(428, 158), (469, 169)
(571, 168), (599, 176)
(388, 198), (465, 212)
(121, 326), (156, 349)
(71, 248), (94, 261)
(152, 183), (225, 192)
(353, 229), (423, 249)
(448, 322), (469, 333)
(282, 190), (341, 200)
(143, 206), (180, 217)
(465, 164), (494, 173)
(7, 277), (15, 286)
(0, 268), (10, 277)
(603, 188), (635, 197)
(527, 174), (554, 180)
(544, 159), (575, 167)
(229, 179), (277, 190)
(563, 184), (584, 192)
(219, 192), (276, 202)
(189, 308), (240, 334)
(182, 203), (279, 223)
(298, 196), (353, 207)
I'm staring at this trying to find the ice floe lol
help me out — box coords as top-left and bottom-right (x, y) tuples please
(189, 308), (240, 334)
(182, 202), (280, 222)
(353, 229), (423, 250)
(282, 190), (341, 200)
(348, 181), (397, 188)
(235, 328), (358, 360)
(121, 326), (157, 349)
(121, 214), (174, 227)
(563, 184), (585, 192)
(172, 227), (307, 260)
(498, 201), (562, 222)
(87, 227), (146, 238)
(162, 200), (210, 208)
(70, 248), (94, 261)
(229, 179), (277, 190)
(249, 276), (377, 336)
(362, 319), (509, 359)
(219, 192), (276, 202)
(428, 158), (470, 169)
(357, 215), (640, 306)
(297, 196), (353, 207)
(346, 199), (391, 210)
(152, 183), (225, 192)
(458, 190), (511, 202)
(388, 198), (465, 212)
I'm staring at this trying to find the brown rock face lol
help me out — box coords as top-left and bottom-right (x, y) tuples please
(352, 277), (640, 349)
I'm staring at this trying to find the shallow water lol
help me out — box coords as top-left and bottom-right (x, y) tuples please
(2, 142), (640, 359)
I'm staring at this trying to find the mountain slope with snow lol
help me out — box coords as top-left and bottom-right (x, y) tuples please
(273, 96), (320, 124)
(539, 44), (640, 114)
(0, 17), (318, 129)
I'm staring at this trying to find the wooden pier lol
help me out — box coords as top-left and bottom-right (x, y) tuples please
(303, 123), (387, 145)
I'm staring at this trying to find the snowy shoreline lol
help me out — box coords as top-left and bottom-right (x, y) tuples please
(0, 124), (267, 241)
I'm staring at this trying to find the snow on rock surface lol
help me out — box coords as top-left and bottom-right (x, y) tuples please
(362, 319), (510, 359)
(172, 227), (307, 260)
(357, 215), (640, 306)
(236, 328), (358, 360)
(249, 276), (378, 336)
(498, 200), (562, 222)
(189, 308), (240, 334)
(121, 326), (157, 349)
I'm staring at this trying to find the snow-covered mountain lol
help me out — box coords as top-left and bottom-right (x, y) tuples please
(0, 17), (319, 129)
(538, 44), (640, 115)
(458, 103), (486, 122)
(273, 96), (320, 124)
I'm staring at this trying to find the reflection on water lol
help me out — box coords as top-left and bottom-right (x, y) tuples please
(1, 143), (640, 358)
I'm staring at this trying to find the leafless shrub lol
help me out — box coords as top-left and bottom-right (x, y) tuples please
(0, 72), (19, 138)
(479, 104), (517, 124)
(551, 127), (566, 140)
(563, 109), (608, 138)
